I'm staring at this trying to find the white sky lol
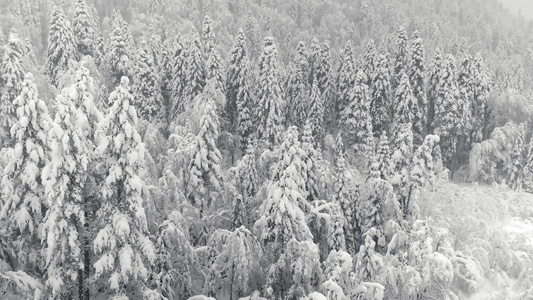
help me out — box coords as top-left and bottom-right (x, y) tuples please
(498, 0), (533, 20)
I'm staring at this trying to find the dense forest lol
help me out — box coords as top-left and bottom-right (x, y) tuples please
(0, 0), (533, 299)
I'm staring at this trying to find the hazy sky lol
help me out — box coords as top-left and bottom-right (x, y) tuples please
(499, 0), (533, 20)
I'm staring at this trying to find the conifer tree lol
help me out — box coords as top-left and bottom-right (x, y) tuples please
(307, 82), (325, 147)
(206, 49), (225, 93)
(90, 4), (105, 65)
(336, 41), (356, 122)
(285, 41), (309, 128)
(433, 54), (461, 170)
(307, 37), (320, 86)
(370, 53), (391, 134)
(470, 53), (490, 143)
(393, 71), (418, 141)
(182, 32), (206, 110)
(427, 48), (443, 134)
(391, 122), (414, 218)
(93, 77), (159, 298)
(407, 31), (426, 145)
(523, 136), (533, 192)
(202, 14), (215, 56)
(226, 28), (248, 135)
(0, 73), (51, 280)
(316, 42), (333, 125)
(327, 203), (346, 252)
(411, 134), (441, 190)
(0, 29), (25, 145)
(508, 123), (526, 190)
(131, 42), (164, 122)
(106, 12), (133, 87)
(362, 39), (377, 86)
(45, 7), (78, 87)
(170, 36), (185, 116)
(341, 70), (372, 147)
(302, 122), (321, 202)
(187, 97), (224, 216)
(73, 0), (97, 57)
(230, 144), (258, 201)
(256, 37), (284, 148)
(41, 80), (91, 298)
(160, 37), (176, 92)
(235, 57), (254, 150)
(376, 131), (393, 181)
(393, 26), (408, 90)
(333, 133), (361, 255)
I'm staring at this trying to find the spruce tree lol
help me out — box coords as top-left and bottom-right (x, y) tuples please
(0, 73), (51, 280)
(160, 37), (176, 92)
(470, 53), (490, 143)
(307, 37), (320, 86)
(391, 122), (414, 218)
(131, 42), (164, 122)
(362, 39), (377, 86)
(393, 26), (408, 90)
(301, 122), (321, 202)
(427, 48), (443, 134)
(336, 41), (356, 123)
(93, 77), (160, 298)
(0, 29), (25, 145)
(182, 32), (206, 110)
(106, 12), (133, 87)
(206, 49), (225, 93)
(341, 70), (372, 148)
(42, 80), (91, 298)
(170, 36), (185, 117)
(187, 96), (224, 216)
(45, 7), (78, 87)
(235, 57), (255, 150)
(307, 82), (325, 147)
(285, 41), (309, 128)
(202, 15), (215, 56)
(226, 28), (248, 135)
(411, 134), (442, 190)
(407, 31), (426, 145)
(393, 71), (418, 142)
(316, 42), (333, 126)
(508, 123), (526, 190)
(73, 0), (97, 57)
(256, 37), (284, 148)
(370, 53), (391, 135)
(376, 131), (393, 181)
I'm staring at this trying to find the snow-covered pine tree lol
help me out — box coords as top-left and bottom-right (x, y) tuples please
(45, 7), (78, 87)
(89, 4), (105, 65)
(393, 26), (408, 90)
(336, 41), (356, 124)
(433, 54), (461, 171)
(316, 42), (333, 125)
(362, 39), (377, 86)
(426, 48), (443, 134)
(131, 42), (164, 122)
(226, 28), (247, 135)
(307, 82), (325, 148)
(170, 36), (185, 117)
(523, 135), (533, 192)
(407, 31), (426, 145)
(0, 73), (51, 280)
(186, 97), (224, 217)
(327, 201), (346, 252)
(370, 53), (391, 135)
(41, 79), (91, 298)
(236, 56), (255, 150)
(411, 134), (441, 190)
(147, 24), (163, 71)
(307, 37), (320, 86)
(202, 15), (215, 56)
(376, 131), (393, 181)
(0, 29), (25, 146)
(256, 37), (284, 148)
(470, 53), (491, 144)
(341, 70), (372, 148)
(354, 228), (384, 282)
(182, 31), (206, 110)
(93, 77), (160, 298)
(285, 41), (309, 128)
(206, 49), (225, 94)
(333, 133), (361, 255)
(302, 121), (321, 202)
(229, 144), (258, 221)
(106, 11), (133, 88)
(160, 37), (176, 92)
(390, 122), (414, 218)
(73, 0), (97, 58)
(508, 122), (526, 190)
(393, 71), (418, 142)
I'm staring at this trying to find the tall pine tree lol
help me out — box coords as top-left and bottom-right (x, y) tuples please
(370, 53), (391, 135)
(407, 31), (426, 145)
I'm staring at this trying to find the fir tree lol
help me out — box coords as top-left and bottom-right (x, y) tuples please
(131, 42), (164, 122)
(229, 144), (258, 202)
(235, 57), (255, 150)
(226, 28), (248, 135)
(376, 131), (393, 181)
(307, 37), (320, 86)
(285, 41), (309, 128)
(206, 49), (225, 93)
(336, 41), (356, 123)
(0, 29), (25, 145)
(0, 73), (51, 280)
(370, 53), (391, 134)
(508, 122), (526, 190)
(256, 37), (284, 148)
(393, 71), (418, 141)
(106, 12), (133, 88)
(341, 70), (372, 148)
(93, 77), (160, 298)
(73, 0), (97, 57)
(45, 7), (78, 87)
(411, 134), (441, 190)
(307, 82), (325, 147)
(42, 80), (91, 298)
(407, 31), (426, 145)
(470, 53), (490, 143)
(202, 15), (215, 56)
(316, 42), (333, 126)
(187, 97), (224, 216)
(170, 36), (185, 116)
(433, 54), (461, 170)
(393, 26), (408, 90)
(362, 39), (377, 86)
(182, 32), (206, 110)
(391, 123), (414, 218)
(327, 203), (346, 252)
(427, 48), (443, 134)
(301, 122), (321, 202)
(523, 136), (533, 192)
(160, 37), (176, 91)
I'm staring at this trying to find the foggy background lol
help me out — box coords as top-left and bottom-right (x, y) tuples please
(499, 0), (533, 20)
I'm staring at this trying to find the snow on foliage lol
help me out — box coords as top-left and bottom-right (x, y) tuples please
(45, 7), (77, 88)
